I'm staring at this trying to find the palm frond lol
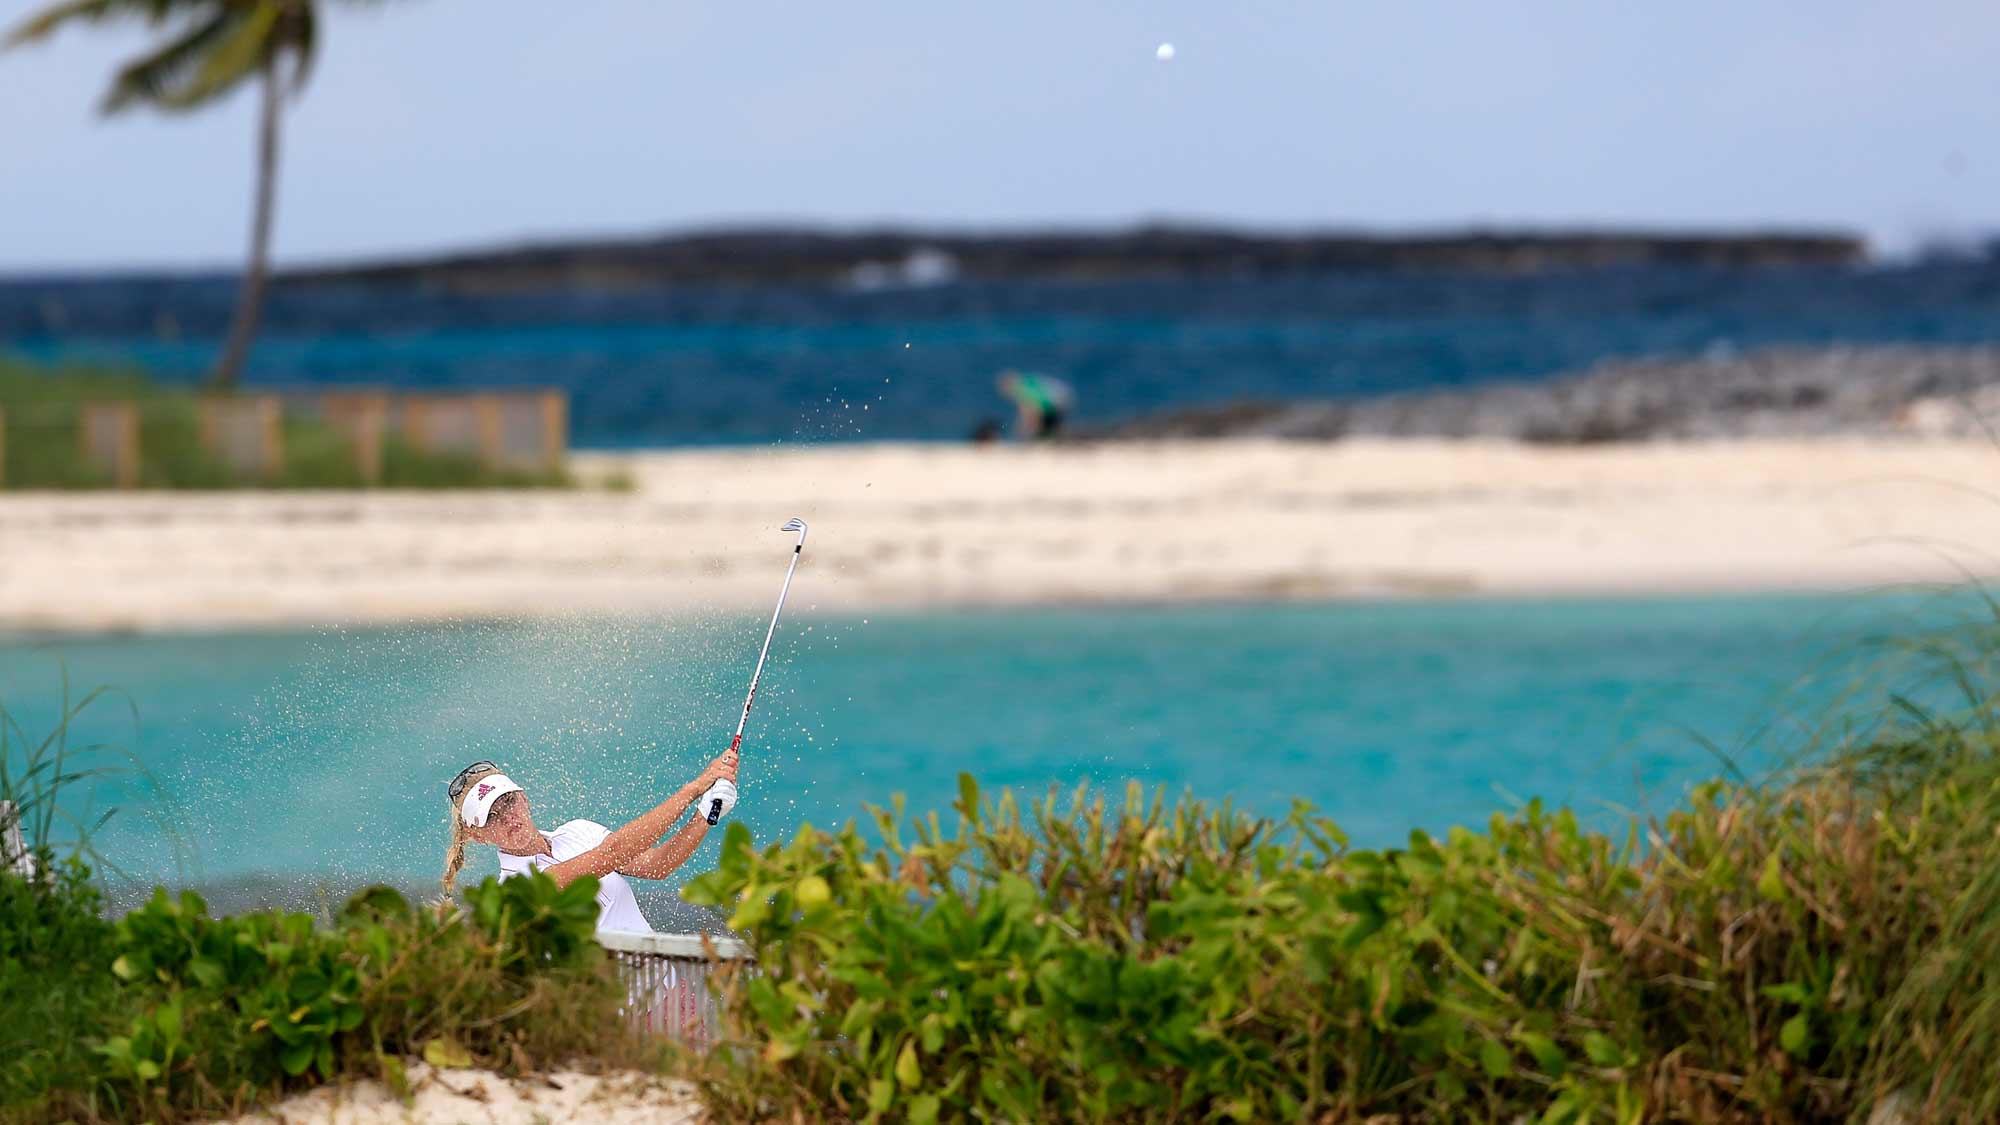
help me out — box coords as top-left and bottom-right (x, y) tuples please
(6, 0), (186, 46)
(100, 7), (241, 113)
(157, 0), (284, 110)
(5, 0), (120, 48)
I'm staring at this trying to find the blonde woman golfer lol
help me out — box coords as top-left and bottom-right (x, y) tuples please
(440, 752), (737, 934)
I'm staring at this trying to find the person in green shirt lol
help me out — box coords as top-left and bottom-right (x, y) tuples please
(996, 370), (1076, 441)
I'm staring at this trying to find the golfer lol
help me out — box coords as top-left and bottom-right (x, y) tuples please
(440, 752), (739, 934)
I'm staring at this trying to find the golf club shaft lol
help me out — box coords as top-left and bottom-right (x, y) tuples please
(710, 530), (806, 823)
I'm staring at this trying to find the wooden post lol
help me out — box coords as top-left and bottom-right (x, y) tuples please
(80, 401), (140, 488)
(355, 400), (383, 485)
(541, 390), (568, 472)
(1, 800), (32, 879)
(401, 395), (431, 456)
(261, 396), (283, 480)
(198, 396), (285, 480)
(475, 394), (503, 472)
(323, 392), (386, 485)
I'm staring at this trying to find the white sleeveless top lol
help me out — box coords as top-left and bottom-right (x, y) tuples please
(496, 818), (654, 934)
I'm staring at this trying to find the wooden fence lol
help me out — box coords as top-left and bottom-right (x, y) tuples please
(598, 930), (750, 1045)
(399, 391), (567, 473)
(80, 401), (141, 488)
(0, 390), (567, 488)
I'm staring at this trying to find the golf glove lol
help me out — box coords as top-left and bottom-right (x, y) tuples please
(700, 779), (739, 823)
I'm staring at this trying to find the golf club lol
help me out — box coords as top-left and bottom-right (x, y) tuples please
(710, 517), (809, 824)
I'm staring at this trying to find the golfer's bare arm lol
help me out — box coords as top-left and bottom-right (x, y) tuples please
(617, 817), (710, 879)
(543, 754), (732, 889)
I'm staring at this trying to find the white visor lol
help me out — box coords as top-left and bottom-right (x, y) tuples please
(460, 774), (524, 827)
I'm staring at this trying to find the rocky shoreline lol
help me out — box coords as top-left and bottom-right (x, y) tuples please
(1100, 346), (2000, 443)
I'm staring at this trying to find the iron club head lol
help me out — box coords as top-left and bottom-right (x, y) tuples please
(782, 517), (808, 546)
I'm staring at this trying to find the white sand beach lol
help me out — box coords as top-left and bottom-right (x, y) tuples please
(7, 438), (2000, 633)
(213, 1064), (701, 1124)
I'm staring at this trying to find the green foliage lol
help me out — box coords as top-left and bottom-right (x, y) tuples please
(683, 735), (2000, 1123)
(5, 0), (319, 116)
(0, 861), (124, 1121)
(0, 362), (571, 489)
(1, 870), (629, 1124)
(464, 859), (607, 971)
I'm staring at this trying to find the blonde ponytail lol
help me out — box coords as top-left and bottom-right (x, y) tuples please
(441, 813), (471, 898)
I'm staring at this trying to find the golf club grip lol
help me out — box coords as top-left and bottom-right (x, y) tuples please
(711, 732), (743, 825)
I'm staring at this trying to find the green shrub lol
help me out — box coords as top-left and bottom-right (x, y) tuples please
(682, 734), (2000, 1123)
(0, 861), (125, 1121)
(1, 869), (631, 1124)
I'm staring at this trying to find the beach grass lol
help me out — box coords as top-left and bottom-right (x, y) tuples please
(0, 360), (571, 489)
(0, 673), (164, 880)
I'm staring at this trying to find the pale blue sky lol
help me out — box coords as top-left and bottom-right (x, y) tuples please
(2, 0), (1996, 271)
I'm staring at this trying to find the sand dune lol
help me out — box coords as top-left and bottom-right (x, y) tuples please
(7, 438), (2000, 633)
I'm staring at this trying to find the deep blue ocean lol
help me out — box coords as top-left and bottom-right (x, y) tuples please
(6, 260), (2000, 446)
(0, 591), (1981, 924)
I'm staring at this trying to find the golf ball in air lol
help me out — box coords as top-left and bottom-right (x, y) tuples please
(1156, 42), (1176, 61)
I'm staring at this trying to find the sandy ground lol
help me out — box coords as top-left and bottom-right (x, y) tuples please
(213, 1064), (702, 1124)
(8, 438), (2000, 632)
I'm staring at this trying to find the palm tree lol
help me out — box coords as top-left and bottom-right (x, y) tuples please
(8, 0), (320, 391)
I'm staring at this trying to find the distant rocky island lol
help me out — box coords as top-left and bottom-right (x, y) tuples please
(284, 225), (1865, 292)
(1099, 346), (2000, 444)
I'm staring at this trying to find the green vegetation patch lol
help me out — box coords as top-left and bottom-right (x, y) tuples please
(0, 867), (630, 1124)
(683, 728), (2000, 1123)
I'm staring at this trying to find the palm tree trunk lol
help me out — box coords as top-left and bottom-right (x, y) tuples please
(211, 59), (281, 392)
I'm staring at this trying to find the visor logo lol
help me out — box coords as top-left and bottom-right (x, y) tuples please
(475, 782), (494, 799)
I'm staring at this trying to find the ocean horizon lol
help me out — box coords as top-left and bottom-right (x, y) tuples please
(7, 260), (2000, 447)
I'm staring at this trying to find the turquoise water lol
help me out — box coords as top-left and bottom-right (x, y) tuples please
(0, 591), (1979, 922)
